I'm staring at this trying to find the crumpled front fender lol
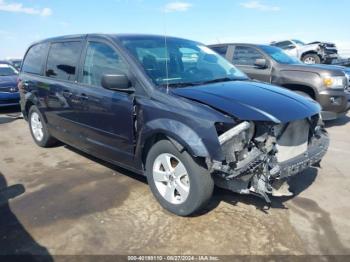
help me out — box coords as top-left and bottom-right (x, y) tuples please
(140, 118), (210, 158)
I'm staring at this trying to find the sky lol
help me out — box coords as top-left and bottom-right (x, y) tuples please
(0, 0), (349, 58)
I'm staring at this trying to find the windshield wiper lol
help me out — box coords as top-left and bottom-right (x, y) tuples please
(194, 77), (239, 85)
(159, 77), (245, 88)
(159, 82), (198, 88)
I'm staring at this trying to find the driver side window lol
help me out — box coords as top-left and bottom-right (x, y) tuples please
(82, 42), (128, 86)
(232, 46), (264, 66)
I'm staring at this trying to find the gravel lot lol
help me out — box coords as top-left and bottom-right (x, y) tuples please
(0, 106), (350, 257)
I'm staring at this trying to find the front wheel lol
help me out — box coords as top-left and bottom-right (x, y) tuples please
(302, 54), (321, 64)
(145, 140), (214, 216)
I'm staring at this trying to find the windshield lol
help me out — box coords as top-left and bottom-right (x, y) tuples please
(260, 46), (302, 65)
(0, 64), (18, 76)
(120, 36), (248, 87)
(292, 40), (305, 45)
(11, 61), (22, 69)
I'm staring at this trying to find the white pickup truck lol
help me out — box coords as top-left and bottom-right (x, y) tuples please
(271, 39), (339, 64)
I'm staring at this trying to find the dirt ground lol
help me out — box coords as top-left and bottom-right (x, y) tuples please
(0, 106), (350, 256)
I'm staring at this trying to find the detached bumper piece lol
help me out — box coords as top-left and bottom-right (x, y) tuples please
(279, 132), (329, 178)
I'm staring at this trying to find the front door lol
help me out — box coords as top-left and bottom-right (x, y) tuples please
(74, 40), (135, 165)
(231, 45), (271, 83)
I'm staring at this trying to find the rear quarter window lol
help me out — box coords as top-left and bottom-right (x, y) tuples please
(22, 43), (49, 75)
(210, 46), (228, 56)
(274, 41), (293, 49)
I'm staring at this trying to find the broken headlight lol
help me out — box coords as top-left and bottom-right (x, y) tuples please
(216, 121), (255, 142)
(216, 121), (255, 163)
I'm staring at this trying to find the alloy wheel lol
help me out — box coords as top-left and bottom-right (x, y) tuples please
(30, 112), (44, 142)
(152, 153), (190, 205)
(304, 57), (316, 64)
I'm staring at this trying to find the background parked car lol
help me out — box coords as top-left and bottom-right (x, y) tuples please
(0, 63), (19, 107)
(271, 39), (338, 64)
(6, 59), (22, 71)
(209, 43), (350, 120)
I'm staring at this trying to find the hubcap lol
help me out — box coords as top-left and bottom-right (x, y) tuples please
(304, 57), (316, 64)
(152, 153), (190, 205)
(31, 112), (44, 142)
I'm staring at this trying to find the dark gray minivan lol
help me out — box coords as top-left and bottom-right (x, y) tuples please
(19, 34), (329, 216)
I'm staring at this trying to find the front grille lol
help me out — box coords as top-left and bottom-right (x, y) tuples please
(0, 86), (17, 93)
(324, 49), (338, 55)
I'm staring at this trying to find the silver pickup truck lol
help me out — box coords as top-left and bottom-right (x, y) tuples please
(271, 39), (338, 64)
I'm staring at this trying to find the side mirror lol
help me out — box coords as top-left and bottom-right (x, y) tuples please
(101, 74), (133, 92)
(254, 59), (268, 69)
(285, 44), (296, 50)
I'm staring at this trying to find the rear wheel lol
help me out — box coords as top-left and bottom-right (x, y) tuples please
(145, 140), (214, 216)
(28, 106), (57, 147)
(302, 54), (321, 64)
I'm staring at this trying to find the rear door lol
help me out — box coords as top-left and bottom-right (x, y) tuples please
(43, 40), (85, 146)
(74, 38), (135, 165)
(231, 45), (271, 83)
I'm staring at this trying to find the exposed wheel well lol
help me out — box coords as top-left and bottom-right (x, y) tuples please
(142, 133), (168, 168)
(282, 84), (316, 100)
(141, 133), (207, 170)
(24, 101), (35, 119)
(301, 51), (321, 59)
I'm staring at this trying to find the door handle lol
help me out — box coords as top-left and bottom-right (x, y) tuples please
(77, 93), (89, 100)
(62, 90), (73, 97)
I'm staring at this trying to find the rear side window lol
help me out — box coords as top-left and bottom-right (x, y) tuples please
(46, 41), (82, 81)
(211, 46), (228, 56)
(232, 46), (264, 66)
(22, 43), (48, 75)
(82, 42), (128, 86)
(273, 41), (293, 49)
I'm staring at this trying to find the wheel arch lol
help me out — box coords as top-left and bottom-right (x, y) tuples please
(23, 93), (48, 123)
(281, 84), (317, 100)
(23, 92), (38, 120)
(301, 51), (321, 60)
(138, 119), (211, 169)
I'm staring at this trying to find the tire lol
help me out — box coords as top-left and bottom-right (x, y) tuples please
(145, 140), (214, 216)
(28, 106), (57, 147)
(302, 54), (321, 64)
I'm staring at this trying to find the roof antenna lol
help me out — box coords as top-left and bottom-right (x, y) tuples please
(163, 8), (170, 93)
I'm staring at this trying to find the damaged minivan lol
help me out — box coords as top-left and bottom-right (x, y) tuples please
(19, 34), (329, 216)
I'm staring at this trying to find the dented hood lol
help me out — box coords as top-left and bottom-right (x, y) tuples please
(172, 81), (321, 123)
